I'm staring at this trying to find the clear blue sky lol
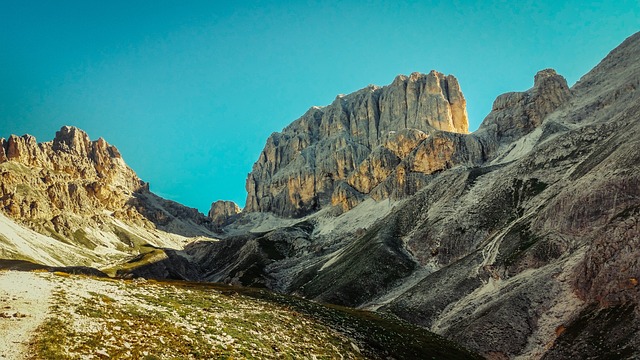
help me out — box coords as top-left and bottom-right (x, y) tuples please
(1, 1), (638, 213)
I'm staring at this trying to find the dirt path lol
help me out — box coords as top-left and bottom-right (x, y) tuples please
(0, 271), (55, 360)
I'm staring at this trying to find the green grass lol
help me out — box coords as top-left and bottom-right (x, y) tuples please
(30, 276), (363, 359)
(28, 274), (483, 360)
(101, 247), (165, 277)
(28, 289), (74, 359)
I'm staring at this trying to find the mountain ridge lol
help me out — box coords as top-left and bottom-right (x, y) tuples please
(193, 32), (639, 359)
(0, 31), (639, 360)
(0, 126), (218, 268)
(244, 69), (471, 217)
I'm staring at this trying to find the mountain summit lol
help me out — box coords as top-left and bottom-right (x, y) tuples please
(245, 70), (470, 217)
(194, 32), (640, 359)
(0, 126), (217, 268)
(244, 66), (572, 218)
(1, 32), (639, 360)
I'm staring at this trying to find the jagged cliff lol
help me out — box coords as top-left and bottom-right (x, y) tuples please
(245, 70), (470, 217)
(2, 30), (639, 360)
(0, 126), (144, 222)
(184, 33), (640, 359)
(208, 200), (241, 226)
(0, 126), (216, 267)
(244, 67), (572, 217)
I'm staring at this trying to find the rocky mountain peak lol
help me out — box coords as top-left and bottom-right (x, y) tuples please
(243, 67), (578, 217)
(52, 126), (91, 156)
(480, 68), (571, 145)
(0, 125), (217, 266)
(5, 134), (38, 164)
(534, 68), (560, 86)
(193, 32), (640, 360)
(0, 126), (144, 222)
(244, 70), (471, 217)
(208, 200), (241, 227)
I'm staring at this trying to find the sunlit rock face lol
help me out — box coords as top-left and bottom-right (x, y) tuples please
(245, 64), (574, 217)
(0, 126), (144, 222)
(0, 126), (216, 266)
(245, 70), (471, 217)
(208, 200), (241, 226)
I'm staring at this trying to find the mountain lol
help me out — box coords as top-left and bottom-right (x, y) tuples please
(0, 129), (482, 359)
(183, 32), (639, 359)
(0, 126), (217, 271)
(245, 70), (472, 217)
(1, 271), (482, 359)
(1, 32), (639, 360)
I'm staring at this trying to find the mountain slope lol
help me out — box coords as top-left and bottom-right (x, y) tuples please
(188, 32), (640, 359)
(0, 126), (218, 269)
(0, 270), (482, 360)
(2, 31), (638, 360)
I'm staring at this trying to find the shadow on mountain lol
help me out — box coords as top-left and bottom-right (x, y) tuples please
(126, 189), (220, 238)
(112, 244), (202, 281)
(0, 259), (107, 277)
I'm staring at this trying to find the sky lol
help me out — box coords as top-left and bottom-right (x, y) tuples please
(1, 1), (638, 214)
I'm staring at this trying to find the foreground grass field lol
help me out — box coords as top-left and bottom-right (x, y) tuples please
(24, 272), (481, 359)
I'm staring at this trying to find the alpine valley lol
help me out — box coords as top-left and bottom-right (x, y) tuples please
(1, 32), (639, 359)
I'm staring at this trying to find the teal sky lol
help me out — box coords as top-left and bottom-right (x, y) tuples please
(1, 1), (638, 213)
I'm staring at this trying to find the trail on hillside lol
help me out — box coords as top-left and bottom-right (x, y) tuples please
(0, 271), (54, 360)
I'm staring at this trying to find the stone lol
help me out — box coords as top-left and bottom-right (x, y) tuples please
(478, 68), (571, 149)
(0, 126), (216, 259)
(245, 70), (470, 217)
(208, 200), (241, 226)
(244, 67), (570, 216)
(0, 138), (7, 162)
(190, 32), (640, 360)
(331, 182), (364, 212)
(52, 125), (91, 157)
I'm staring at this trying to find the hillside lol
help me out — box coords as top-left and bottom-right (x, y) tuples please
(0, 270), (481, 359)
(181, 32), (640, 359)
(1, 31), (639, 360)
(0, 126), (218, 270)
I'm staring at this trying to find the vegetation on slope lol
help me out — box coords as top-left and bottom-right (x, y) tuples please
(28, 272), (482, 360)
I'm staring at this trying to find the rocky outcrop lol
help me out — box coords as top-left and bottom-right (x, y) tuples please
(188, 33), (640, 359)
(208, 200), (241, 226)
(4, 30), (638, 360)
(477, 68), (571, 154)
(346, 129), (426, 195)
(0, 138), (6, 162)
(0, 126), (216, 265)
(0, 126), (143, 221)
(245, 66), (573, 217)
(245, 70), (470, 217)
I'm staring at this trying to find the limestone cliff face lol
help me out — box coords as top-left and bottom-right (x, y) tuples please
(246, 70), (470, 217)
(114, 33), (640, 360)
(208, 200), (241, 226)
(0, 126), (144, 221)
(246, 67), (572, 217)
(0, 126), (215, 265)
(477, 68), (571, 153)
(190, 32), (640, 360)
